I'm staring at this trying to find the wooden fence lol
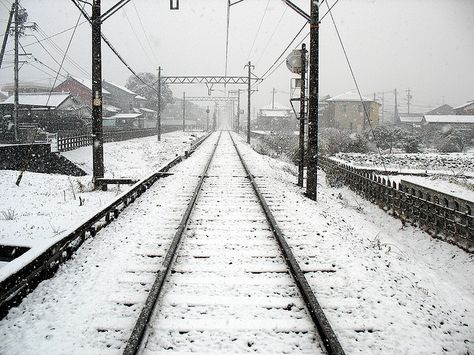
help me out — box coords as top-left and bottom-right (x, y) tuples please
(319, 156), (473, 252)
(58, 127), (181, 152)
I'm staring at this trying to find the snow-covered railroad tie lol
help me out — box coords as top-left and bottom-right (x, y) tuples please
(124, 131), (344, 354)
(0, 131), (343, 354)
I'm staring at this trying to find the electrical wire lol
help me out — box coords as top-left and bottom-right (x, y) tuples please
(122, 7), (154, 67)
(246, 0), (271, 61)
(254, 0), (342, 85)
(325, 0), (389, 172)
(255, 6), (287, 66)
(131, 0), (159, 63)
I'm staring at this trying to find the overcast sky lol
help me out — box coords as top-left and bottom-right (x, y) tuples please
(1, 0), (473, 112)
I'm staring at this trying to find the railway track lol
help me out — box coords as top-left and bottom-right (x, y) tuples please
(0, 131), (344, 354)
(123, 131), (344, 354)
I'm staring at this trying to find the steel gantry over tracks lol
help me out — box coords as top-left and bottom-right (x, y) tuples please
(161, 75), (261, 95)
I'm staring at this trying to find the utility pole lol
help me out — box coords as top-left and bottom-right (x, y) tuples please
(182, 91), (186, 132)
(272, 88), (276, 109)
(91, 0), (105, 189)
(298, 43), (307, 187)
(236, 89), (241, 133)
(13, 0), (19, 142)
(406, 88), (412, 114)
(394, 88), (399, 123)
(245, 61), (253, 144)
(382, 92), (385, 122)
(206, 106), (210, 131)
(157, 66), (162, 141)
(306, 1), (319, 200)
(212, 106), (217, 131)
(0, 3), (14, 70)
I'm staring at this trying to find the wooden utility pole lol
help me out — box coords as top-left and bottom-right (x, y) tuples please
(245, 61), (253, 144)
(0, 3), (14, 70)
(298, 43), (307, 187)
(272, 88), (276, 109)
(182, 91), (186, 131)
(13, 0), (19, 142)
(236, 89), (241, 133)
(157, 66), (162, 141)
(306, 1), (319, 200)
(91, 0), (105, 189)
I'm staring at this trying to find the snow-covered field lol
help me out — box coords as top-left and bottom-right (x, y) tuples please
(334, 152), (474, 176)
(334, 152), (474, 202)
(0, 132), (472, 353)
(0, 131), (204, 248)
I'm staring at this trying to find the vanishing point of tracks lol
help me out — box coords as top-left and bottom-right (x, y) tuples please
(123, 131), (345, 354)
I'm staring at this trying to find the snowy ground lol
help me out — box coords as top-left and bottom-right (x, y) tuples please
(0, 131), (204, 248)
(238, 135), (474, 353)
(334, 152), (474, 177)
(334, 152), (474, 202)
(0, 131), (472, 354)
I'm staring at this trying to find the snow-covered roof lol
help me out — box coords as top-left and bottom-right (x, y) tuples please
(327, 91), (376, 103)
(104, 81), (136, 95)
(109, 113), (143, 119)
(140, 107), (156, 113)
(260, 102), (291, 111)
(104, 104), (121, 113)
(399, 115), (423, 123)
(135, 95), (147, 101)
(0, 92), (70, 108)
(423, 115), (474, 124)
(453, 100), (474, 110)
(68, 76), (110, 95)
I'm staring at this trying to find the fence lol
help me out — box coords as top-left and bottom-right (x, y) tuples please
(58, 126), (181, 152)
(318, 156), (473, 252)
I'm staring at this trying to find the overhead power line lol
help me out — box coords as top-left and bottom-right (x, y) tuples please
(247, 0), (271, 61)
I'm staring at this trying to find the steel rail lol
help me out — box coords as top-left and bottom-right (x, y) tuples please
(123, 132), (222, 355)
(229, 131), (346, 355)
(0, 132), (211, 319)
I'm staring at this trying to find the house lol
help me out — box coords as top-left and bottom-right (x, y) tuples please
(102, 80), (137, 113)
(103, 113), (144, 130)
(1, 82), (51, 96)
(422, 115), (474, 130)
(426, 104), (454, 116)
(453, 100), (474, 115)
(0, 92), (90, 133)
(322, 91), (380, 133)
(256, 102), (297, 132)
(54, 76), (118, 116)
(398, 113), (424, 130)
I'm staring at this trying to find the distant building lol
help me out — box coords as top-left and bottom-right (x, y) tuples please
(0, 92), (90, 133)
(322, 91), (380, 133)
(398, 113), (424, 130)
(453, 100), (474, 115)
(256, 102), (296, 132)
(1, 82), (51, 96)
(426, 104), (454, 116)
(422, 115), (474, 130)
(0, 91), (7, 102)
(102, 80), (137, 113)
(54, 76), (118, 117)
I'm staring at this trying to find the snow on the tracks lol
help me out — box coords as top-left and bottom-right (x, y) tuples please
(0, 133), (217, 354)
(233, 133), (474, 354)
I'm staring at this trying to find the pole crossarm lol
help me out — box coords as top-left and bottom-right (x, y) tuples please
(280, 0), (311, 22)
(185, 96), (238, 102)
(161, 76), (260, 85)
